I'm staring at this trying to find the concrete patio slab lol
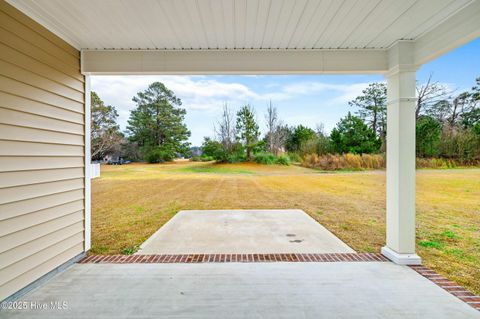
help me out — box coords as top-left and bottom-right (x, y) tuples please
(136, 209), (354, 254)
(2, 262), (478, 319)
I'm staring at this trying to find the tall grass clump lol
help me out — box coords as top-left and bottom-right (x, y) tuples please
(287, 152), (302, 163)
(303, 153), (478, 170)
(302, 153), (385, 170)
(361, 153), (385, 169)
(416, 158), (459, 169)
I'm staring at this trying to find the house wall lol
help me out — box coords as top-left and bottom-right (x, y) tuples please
(0, 0), (86, 301)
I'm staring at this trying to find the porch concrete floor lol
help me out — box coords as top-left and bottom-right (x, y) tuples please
(136, 209), (354, 254)
(3, 262), (479, 318)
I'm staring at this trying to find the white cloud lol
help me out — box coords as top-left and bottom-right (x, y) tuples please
(281, 81), (375, 104)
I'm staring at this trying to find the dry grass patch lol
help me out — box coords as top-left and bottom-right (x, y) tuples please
(92, 162), (480, 294)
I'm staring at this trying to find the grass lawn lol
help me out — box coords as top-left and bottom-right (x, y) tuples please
(92, 161), (480, 294)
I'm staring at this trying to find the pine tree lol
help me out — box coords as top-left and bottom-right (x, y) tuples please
(236, 105), (260, 160)
(349, 83), (387, 147)
(330, 112), (381, 154)
(127, 82), (190, 162)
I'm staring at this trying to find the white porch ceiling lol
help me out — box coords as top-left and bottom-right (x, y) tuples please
(6, 0), (475, 50)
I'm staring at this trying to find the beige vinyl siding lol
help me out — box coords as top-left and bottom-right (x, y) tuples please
(0, 156), (85, 172)
(0, 92), (84, 124)
(1, 190), (85, 221)
(0, 243), (84, 302)
(0, 168), (85, 189)
(0, 141), (84, 157)
(0, 0), (85, 301)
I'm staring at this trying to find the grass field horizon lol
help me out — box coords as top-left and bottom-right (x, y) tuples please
(92, 161), (480, 294)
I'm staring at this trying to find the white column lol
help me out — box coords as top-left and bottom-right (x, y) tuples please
(84, 75), (92, 251)
(381, 41), (421, 265)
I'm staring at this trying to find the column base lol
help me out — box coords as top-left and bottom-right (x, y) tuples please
(381, 246), (422, 265)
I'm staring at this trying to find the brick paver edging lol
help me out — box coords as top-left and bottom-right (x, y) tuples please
(410, 265), (480, 311)
(79, 253), (388, 264)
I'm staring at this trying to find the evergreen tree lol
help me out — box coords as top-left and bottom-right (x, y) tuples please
(236, 105), (260, 160)
(330, 112), (381, 154)
(285, 125), (316, 152)
(349, 83), (387, 144)
(127, 82), (190, 162)
(416, 116), (442, 157)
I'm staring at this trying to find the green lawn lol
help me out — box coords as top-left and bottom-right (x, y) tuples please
(92, 161), (480, 294)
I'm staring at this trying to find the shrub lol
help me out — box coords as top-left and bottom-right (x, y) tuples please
(226, 153), (246, 163)
(275, 154), (291, 165)
(202, 155), (215, 162)
(287, 152), (302, 163)
(254, 152), (277, 165)
(144, 147), (175, 163)
(299, 138), (319, 157)
(330, 113), (381, 154)
(416, 116), (441, 157)
(439, 127), (480, 162)
(201, 137), (228, 161)
(286, 125), (317, 153)
(191, 155), (215, 162)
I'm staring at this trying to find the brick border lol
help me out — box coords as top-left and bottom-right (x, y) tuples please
(78, 253), (388, 264)
(410, 265), (480, 311)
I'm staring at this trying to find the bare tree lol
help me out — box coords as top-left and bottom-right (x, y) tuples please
(91, 92), (123, 160)
(315, 123), (331, 155)
(214, 103), (236, 152)
(264, 101), (287, 155)
(265, 101), (278, 153)
(315, 123), (326, 137)
(449, 92), (472, 128)
(427, 100), (451, 124)
(416, 73), (453, 120)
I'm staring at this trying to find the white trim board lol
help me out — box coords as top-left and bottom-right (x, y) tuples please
(80, 49), (388, 75)
(83, 74), (91, 252)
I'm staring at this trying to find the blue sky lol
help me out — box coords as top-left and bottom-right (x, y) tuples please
(91, 38), (479, 146)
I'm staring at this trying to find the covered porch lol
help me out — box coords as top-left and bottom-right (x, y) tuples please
(1, 0), (479, 316)
(3, 210), (480, 318)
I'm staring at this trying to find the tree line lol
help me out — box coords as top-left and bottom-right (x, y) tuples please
(200, 75), (479, 165)
(91, 76), (480, 165)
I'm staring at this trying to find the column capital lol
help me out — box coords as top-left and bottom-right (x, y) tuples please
(387, 40), (417, 77)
